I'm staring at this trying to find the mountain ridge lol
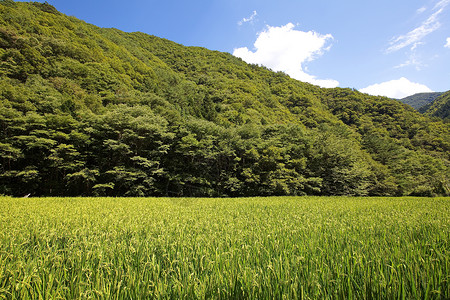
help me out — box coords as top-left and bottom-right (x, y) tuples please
(399, 92), (443, 110)
(420, 91), (450, 120)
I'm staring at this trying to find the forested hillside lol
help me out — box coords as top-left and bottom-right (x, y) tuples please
(420, 91), (450, 120)
(399, 92), (442, 110)
(0, 1), (449, 197)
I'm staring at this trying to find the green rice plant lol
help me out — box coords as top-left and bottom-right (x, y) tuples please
(0, 196), (448, 299)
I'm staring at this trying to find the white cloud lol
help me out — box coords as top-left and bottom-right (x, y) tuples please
(394, 43), (426, 70)
(445, 37), (450, 48)
(386, 0), (450, 53)
(394, 55), (425, 70)
(435, 0), (450, 9)
(233, 23), (338, 88)
(417, 6), (427, 14)
(360, 77), (433, 99)
(238, 11), (257, 26)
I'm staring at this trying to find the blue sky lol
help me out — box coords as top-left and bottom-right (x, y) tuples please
(36, 0), (450, 98)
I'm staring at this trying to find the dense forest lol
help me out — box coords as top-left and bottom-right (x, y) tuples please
(399, 92), (443, 110)
(419, 91), (450, 120)
(398, 91), (449, 120)
(0, 1), (449, 197)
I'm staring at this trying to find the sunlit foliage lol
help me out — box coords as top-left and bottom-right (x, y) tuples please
(0, 1), (448, 196)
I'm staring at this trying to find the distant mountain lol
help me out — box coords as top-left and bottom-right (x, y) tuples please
(0, 1), (448, 197)
(420, 91), (450, 120)
(399, 92), (443, 110)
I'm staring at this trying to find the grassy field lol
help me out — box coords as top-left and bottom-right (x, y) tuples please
(0, 196), (448, 299)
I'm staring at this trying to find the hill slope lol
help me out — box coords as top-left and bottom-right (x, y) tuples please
(0, 1), (449, 196)
(399, 92), (443, 110)
(419, 91), (450, 120)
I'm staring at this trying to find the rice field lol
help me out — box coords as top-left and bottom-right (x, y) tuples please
(0, 196), (448, 299)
